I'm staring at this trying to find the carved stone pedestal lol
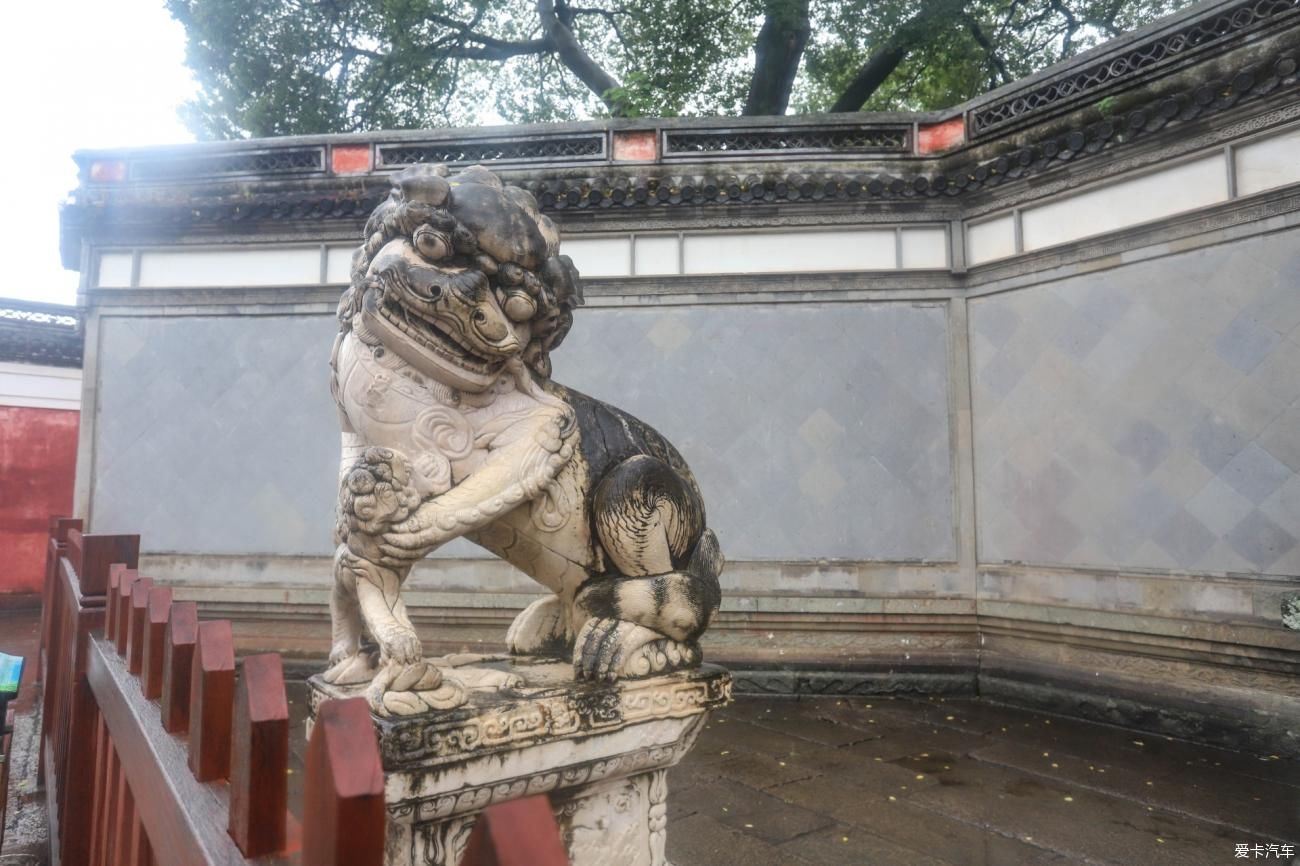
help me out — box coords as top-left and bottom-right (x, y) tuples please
(308, 655), (731, 866)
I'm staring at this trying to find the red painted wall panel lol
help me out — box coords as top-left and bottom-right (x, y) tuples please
(0, 406), (79, 593)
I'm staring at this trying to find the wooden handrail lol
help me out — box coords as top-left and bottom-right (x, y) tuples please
(38, 520), (388, 865)
(86, 633), (258, 864)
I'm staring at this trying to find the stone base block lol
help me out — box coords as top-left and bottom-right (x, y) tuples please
(308, 655), (732, 866)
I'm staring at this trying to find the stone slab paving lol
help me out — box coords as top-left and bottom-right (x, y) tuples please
(668, 695), (1299, 866)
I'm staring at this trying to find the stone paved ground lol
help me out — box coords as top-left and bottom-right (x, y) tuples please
(1, 605), (1295, 865)
(666, 695), (1299, 866)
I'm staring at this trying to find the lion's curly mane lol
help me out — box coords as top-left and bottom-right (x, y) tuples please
(337, 163), (583, 379)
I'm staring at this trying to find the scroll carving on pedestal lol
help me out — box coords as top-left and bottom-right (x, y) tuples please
(325, 163), (724, 715)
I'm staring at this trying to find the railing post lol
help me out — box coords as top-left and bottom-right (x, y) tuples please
(105, 564), (132, 644)
(78, 534), (140, 596)
(38, 519), (79, 780)
(40, 517), (81, 679)
(303, 697), (385, 866)
(113, 571), (137, 656)
(161, 601), (198, 733)
(459, 797), (569, 866)
(125, 578), (154, 675)
(142, 587), (172, 700)
(188, 620), (235, 781)
(52, 532), (131, 866)
(229, 653), (289, 857)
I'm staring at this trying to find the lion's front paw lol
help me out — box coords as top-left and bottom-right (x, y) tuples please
(365, 660), (469, 716)
(376, 624), (424, 666)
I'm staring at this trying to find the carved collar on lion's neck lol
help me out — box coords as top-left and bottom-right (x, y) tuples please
(357, 327), (569, 425)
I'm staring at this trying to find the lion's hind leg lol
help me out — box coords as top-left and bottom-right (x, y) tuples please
(574, 456), (723, 680)
(506, 595), (568, 656)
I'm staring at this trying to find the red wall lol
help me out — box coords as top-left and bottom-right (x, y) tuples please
(0, 406), (79, 594)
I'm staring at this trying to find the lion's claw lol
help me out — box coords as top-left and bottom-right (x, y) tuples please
(377, 627), (424, 666)
(574, 618), (659, 681)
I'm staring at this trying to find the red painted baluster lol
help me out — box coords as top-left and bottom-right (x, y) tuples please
(113, 572), (138, 656)
(160, 602), (198, 733)
(303, 698), (385, 866)
(459, 796), (569, 866)
(113, 775), (135, 866)
(188, 620), (235, 781)
(129, 812), (151, 866)
(229, 653), (289, 857)
(106, 563), (129, 643)
(105, 746), (125, 866)
(88, 715), (109, 866)
(126, 578), (154, 676)
(141, 587), (172, 701)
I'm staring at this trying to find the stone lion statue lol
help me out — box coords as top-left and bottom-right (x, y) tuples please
(325, 164), (723, 714)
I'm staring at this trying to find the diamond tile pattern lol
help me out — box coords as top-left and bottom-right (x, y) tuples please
(93, 303), (957, 563)
(554, 302), (956, 560)
(971, 230), (1300, 575)
(93, 315), (344, 555)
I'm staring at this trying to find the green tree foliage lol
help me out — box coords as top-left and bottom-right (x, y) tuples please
(167, 0), (1192, 139)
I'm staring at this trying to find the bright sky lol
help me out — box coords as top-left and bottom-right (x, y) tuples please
(1, 0), (195, 308)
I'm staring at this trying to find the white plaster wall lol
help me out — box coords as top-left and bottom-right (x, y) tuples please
(0, 362), (82, 411)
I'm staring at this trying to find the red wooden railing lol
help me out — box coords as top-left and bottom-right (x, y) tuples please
(38, 520), (387, 866)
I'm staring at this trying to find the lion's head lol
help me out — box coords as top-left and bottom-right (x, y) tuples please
(339, 163), (583, 391)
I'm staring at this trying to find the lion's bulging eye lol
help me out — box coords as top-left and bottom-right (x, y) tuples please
(414, 227), (451, 261)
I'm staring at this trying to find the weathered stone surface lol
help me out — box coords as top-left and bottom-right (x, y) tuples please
(325, 163), (725, 714)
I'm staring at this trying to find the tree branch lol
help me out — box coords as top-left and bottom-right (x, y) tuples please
(743, 0), (811, 116)
(336, 35), (549, 63)
(964, 13), (1011, 87)
(1048, 0), (1081, 54)
(568, 6), (631, 52)
(828, 34), (912, 112)
(537, 0), (631, 115)
(828, 0), (957, 112)
(385, 9), (554, 60)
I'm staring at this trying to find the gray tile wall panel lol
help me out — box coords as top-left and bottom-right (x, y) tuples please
(91, 302), (958, 564)
(554, 303), (956, 562)
(971, 229), (1300, 575)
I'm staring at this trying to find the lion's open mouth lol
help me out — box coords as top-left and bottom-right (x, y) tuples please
(377, 295), (501, 376)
